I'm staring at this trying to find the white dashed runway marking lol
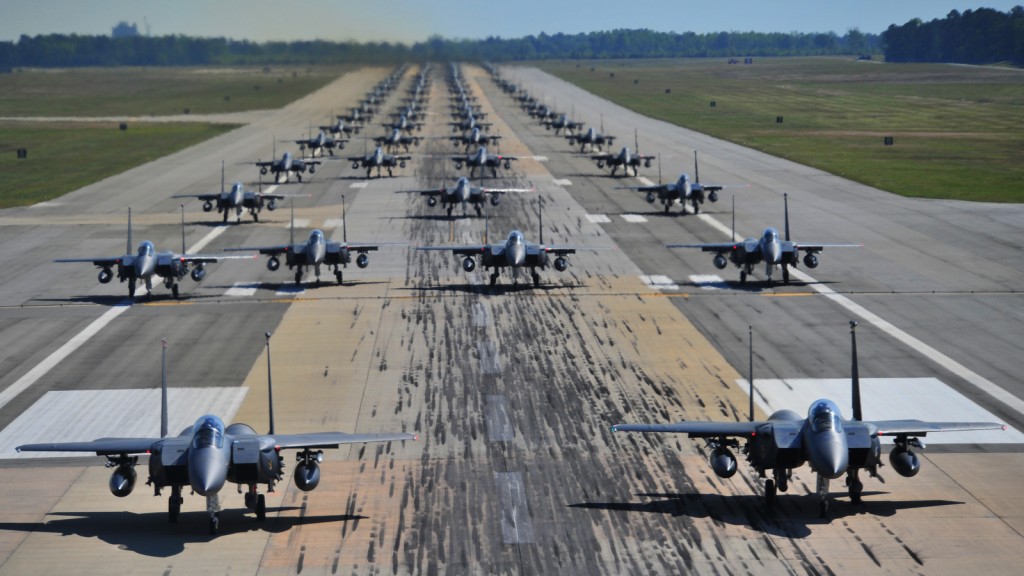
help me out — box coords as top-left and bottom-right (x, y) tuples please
(586, 214), (611, 224)
(349, 181), (369, 189)
(689, 274), (729, 290)
(553, 179), (572, 186)
(621, 214), (648, 223)
(640, 275), (680, 291)
(283, 219), (310, 229)
(223, 282), (260, 297)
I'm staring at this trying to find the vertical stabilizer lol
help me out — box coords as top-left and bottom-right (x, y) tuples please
(538, 201), (544, 245)
(851, 320), (863, 421)
(126, 208), (133, 254)
(220, 160), (225, 194)
(484, 211), (489, 245)
(342, 195), (348, 243)
(160, 338), (168, 438)
(180, 205), (186, 253)
(784, 193), (792, 242)
(265, 332), (276, 435)
(694, 151), (700, 184)
(731, 195), (736, 243)
(748, 325), (754, 422)
(289, 200), (295, 246)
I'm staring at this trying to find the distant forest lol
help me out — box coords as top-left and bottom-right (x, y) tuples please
(882, 7), (1024, 65)
(0, 7), (1021, 68)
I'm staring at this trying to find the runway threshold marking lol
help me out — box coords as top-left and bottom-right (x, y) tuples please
(695, 213), (1024, 417)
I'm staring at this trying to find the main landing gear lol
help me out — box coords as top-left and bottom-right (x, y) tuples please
(168, 486), (182, 523)
(532, 271), (541, 287)
(243, 485), (267, 521)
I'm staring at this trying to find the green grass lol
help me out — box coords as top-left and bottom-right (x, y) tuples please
(538, 57), (1024, 203)
(0, 121), (238, 208)
(0, 66), (350, 117)
(0, 66), (354, 207)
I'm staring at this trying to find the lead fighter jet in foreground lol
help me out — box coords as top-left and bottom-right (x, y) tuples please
(17, 336), (416, 535)
(612, 321), (1004, 518)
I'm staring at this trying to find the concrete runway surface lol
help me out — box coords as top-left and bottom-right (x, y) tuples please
(0, 63), (1021, 575)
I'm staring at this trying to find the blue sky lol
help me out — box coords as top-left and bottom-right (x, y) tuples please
(1, 1), (1020, 43)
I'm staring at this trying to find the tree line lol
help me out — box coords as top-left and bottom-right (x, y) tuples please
(883, 6), (1024, 65)
(0, 29), (881, 69)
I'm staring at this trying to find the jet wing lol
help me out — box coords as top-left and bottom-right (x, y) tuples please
(617, 184), (670, 193)
(270, 431), (415, 450)
(417, 244), (489, 257)
(223, 244), (293, 256)
(787, 241), (863, 252)
(176, 252), (254, 264)
(539, 244), (578, 255)
(172, 193), (220, 201)
(860, 420), (1005, 437)
(17, 438), (162, 456)
(481, 187), (534, 194)
(666, 242), (742, 253)
(53, 256), (127, 266)
(612, 421), (763, 438)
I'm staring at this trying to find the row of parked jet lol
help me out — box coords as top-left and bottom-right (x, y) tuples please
(26, 62), (1005, 538)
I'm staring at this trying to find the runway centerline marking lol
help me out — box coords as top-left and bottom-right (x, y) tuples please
(696, 212), (1024, 417)
(586, 214), (611, 224)
(621, 214), (648, 223)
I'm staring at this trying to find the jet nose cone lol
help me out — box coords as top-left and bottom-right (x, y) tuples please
(189, 455), (226, 496)
(822, 450), (848, 479)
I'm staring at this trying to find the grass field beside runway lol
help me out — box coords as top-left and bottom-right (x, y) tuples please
(0, 121), (238, 208)
(537, 57), (1024, 203)
(0, 66), (351, 117)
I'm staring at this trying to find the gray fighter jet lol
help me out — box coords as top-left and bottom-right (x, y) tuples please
(589, 145), (655, 177)
(293, 130), (347, 157)
(568, 126), (616, 152)
(543, 113), (584, 136)
(403, 176), (533, 218)
(320, 117), (361, 138)
(348, 145), (411, 179)
(253, 152), (320, 184)
(669, 193), (860, 284)
(173, 162), (305, 223)
(16, 335), (415, 534)
(53, 209), (247, 299)
(417, 210), (578, 287)
(450, 146), (519, 179)
(619, 152), (738, 214)
(374, 128), (421, 153)
(612, 321), (1004, 517)
(225, 201), (379, 285)
(449, 127), (501, 150)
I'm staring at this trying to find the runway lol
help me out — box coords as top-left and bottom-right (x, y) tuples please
(0, 62), (1021, 575)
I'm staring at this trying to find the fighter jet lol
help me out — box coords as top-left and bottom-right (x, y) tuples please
(619, 152), (736, 214)
(320, 117), (361, 138)
(417, 209), (578, 287)
(382, 113), (423, 133)
(612, 321), (1005, 518)
(449, 127), (501, 150)
(293, 130), (346, 157)
(374, 128), (421, 153)
(173, 162), (305, 223)
(403, 176), (533, 218)
(16, 336), (415, 534)
(348, 145), (411, 178)
(53, 208), (247, 299)
(449, 146), (519, 179)
(667, 193), (861, 284)
(543, 113), (584, 136)
(449, 115), (492, 134)
(589, 145), (655, 177)
(252, 152), (320, 184)
(568, 126), (616, 152)
(224, 201), (379, 285)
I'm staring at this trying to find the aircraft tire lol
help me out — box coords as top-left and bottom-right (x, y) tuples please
(782, 265), (790, 285)
(168, 494), (181, 523)
(256, 494), (266, 521)
(223, 211), (228, 223)
(739, 271), (747, 285)
(253, 212), (259, 223)
(335, 271), (343, 285)
(172, 284), (179, 299)
(765, 479), (777, 509)
(664, 203), (670, 214)
(532, 272), (540, 287)
(295, 271), (302, 285)
(489, 273), (498, 286)
(849, 480), (863, 504)
(129, 281), (136, 298)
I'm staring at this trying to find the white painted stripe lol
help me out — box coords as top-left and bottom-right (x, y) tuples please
(2, 387), (249, 458)
(621, 214), (648, 223)
(0, 304), (131, 411)
(698, 211), (1024, 417)
(553, 178), (572, 187)
(532, 155), (548, 162)
(186, 225), (228, 254)
(636, 176), (655, 186)
(350, 181), (369, 189)
(263, 185), (279, 195)
(586, 214), (611, 224)
(323, 218), (344, 229)
(734, 378), (1024, 444)
(640, 275), (679, 291)
(689, 274), (727, 290)
(284, 219), (311, 229)
(223, 282), (259, 297)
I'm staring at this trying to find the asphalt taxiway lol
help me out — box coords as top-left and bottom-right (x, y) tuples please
(0, 63), (1021, 575)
